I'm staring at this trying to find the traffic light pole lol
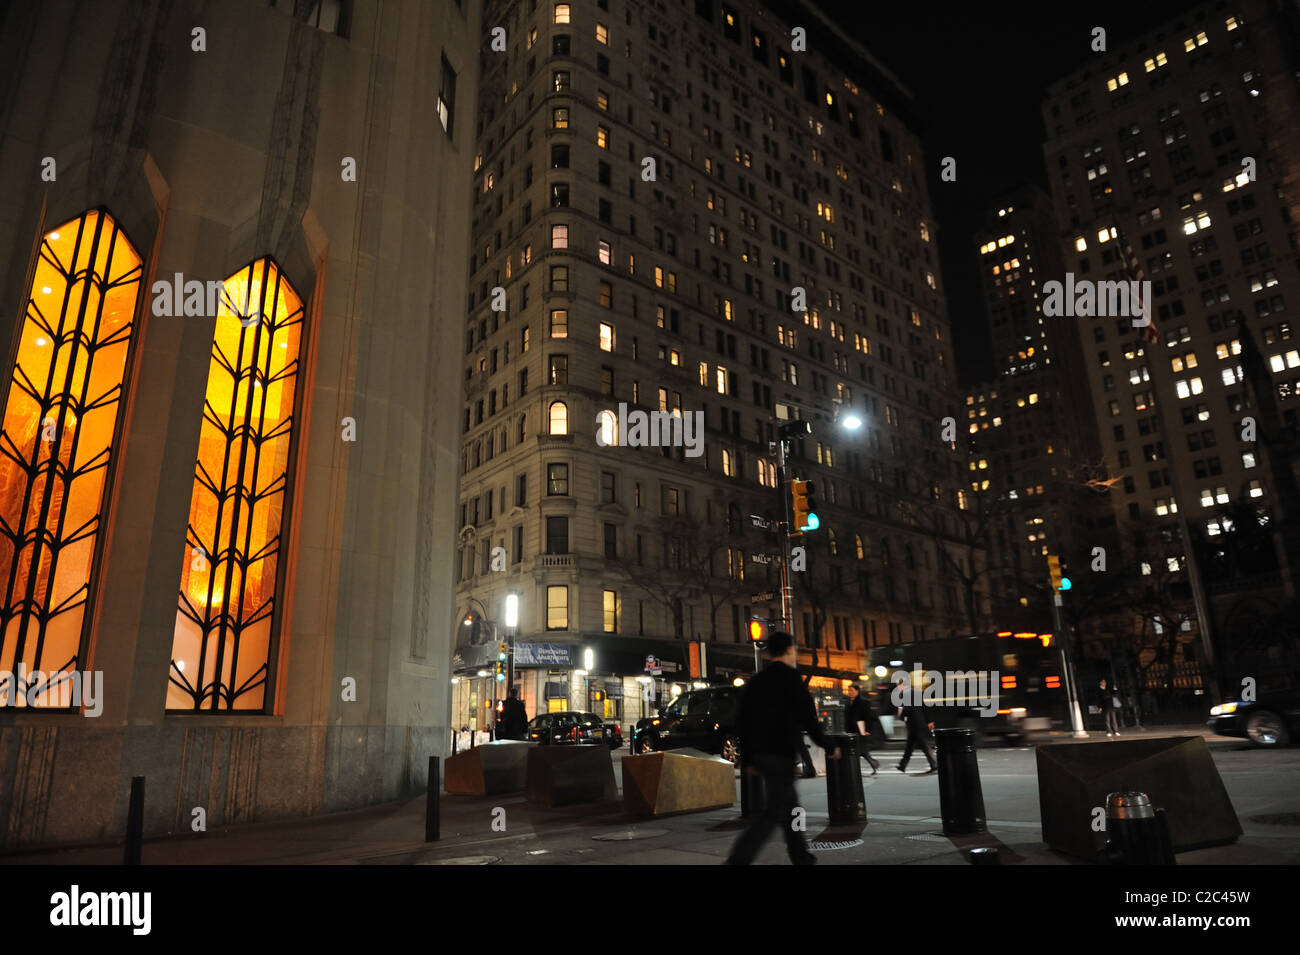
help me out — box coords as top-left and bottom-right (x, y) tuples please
(1050, 587), (1089, 738)
(776, 435), (795, 634)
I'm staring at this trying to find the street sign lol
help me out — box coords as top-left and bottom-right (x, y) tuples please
(750, 553), (777, 565)
(750, 514), (773, 529)
(645, 654), (661, 675)
(750, 591), (775, 603)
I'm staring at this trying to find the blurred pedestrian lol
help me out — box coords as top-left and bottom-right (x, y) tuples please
(845, 683), (881, 775)
(1098, 679), (1121, 737)
(726, 631), (841, 865)
(896, 696), (937, 774)
(502, 687), (528, 740)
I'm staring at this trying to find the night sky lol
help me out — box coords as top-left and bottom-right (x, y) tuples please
(816, 0), (1201, 386)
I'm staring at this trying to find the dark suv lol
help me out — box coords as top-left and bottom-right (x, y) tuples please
(632, 685), (740, 762)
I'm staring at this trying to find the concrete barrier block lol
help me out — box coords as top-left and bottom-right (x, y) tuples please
(444, 741), (534, 795)
(622, 751), (735, 816)
(525, 744), (618, 807)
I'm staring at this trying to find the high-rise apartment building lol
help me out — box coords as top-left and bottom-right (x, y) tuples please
(455, 0), (985, 734)
(1041, 0), (1300, 689)
(965, 186), (1103, 629)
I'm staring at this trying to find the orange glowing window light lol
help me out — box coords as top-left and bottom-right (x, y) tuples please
(1001, 676), (1017, 688)
(996, 708), (1011, 715)
(1013, 631), (1036, 640)
(1038, 633), (1053, 647)
(1045, 676), (1062, 688)
(168, 259), (306, 711)
(996, 631), (1013, 637)
(0, 211), (143, 707)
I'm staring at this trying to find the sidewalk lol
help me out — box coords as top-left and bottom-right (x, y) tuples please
(6, 725), (1289, 866)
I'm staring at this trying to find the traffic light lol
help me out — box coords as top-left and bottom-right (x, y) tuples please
(494, 661), (506, 683)
(1047, 554), (1071, 591)
(748, 618), (767, 643)
(791, 479), (820, 531)
(497, 641), (509, 662)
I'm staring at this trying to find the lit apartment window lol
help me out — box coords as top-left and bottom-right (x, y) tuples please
(599, 322), (614, 351)
(1226, 16), (1239, 30)
(1175, 378), (1204, 398)
(602, 590), (619, 633)
(654, 266), (664, 288)
(553, 70), (570, 93)
(549, 309), (568, 338)
(597, 410), (617, 446)
(598, 240), (611, 265)
(437, 55), (457, 134)
(552, 107), (569, 129)
(1248, 480), (1263, 498)
(698, 362), (708, 386)
(596, 125), (609, 149)
(596, 23), (608, 44)
(546, 586), (568, 630)
(554, 3), (571, 25)
(548, 401), (568, 435)
(551, 224), (569, 248)
(716, 366), (729, 394)
(547, 463), (569, 495)
(1075, 236), (1087, 252)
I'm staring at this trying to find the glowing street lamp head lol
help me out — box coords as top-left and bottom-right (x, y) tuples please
(840, 413), (863, 430)
(504, 593), (519, 628)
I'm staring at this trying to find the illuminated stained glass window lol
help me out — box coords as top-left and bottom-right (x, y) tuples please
(169, 259), (305, 711)
(0, 211), (143, 708)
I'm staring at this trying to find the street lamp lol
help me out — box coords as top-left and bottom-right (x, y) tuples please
(771, 408), (865, 634)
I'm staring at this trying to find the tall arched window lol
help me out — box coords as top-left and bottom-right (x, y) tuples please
(517, 413), (527, 443)
(855, 534), (864, 559)
(596, 409), (617, 446)
(169, 259), (306, 711)
(0, 211), (143, 707)
(549, 400), (568, 435)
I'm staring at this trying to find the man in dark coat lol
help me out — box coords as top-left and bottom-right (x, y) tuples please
(845, 683), (881, 775)
(502, 687), (529, 740)
(726, 631), (841, 865)
(896, 695), (937, 774)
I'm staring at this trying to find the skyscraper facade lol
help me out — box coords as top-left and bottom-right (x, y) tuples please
(1041, 0), (1300, 691)
(455, 0), (986, 734)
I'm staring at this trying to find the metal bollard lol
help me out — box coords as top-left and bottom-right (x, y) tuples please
(1105, 791), (1175, 865)
(124, 775), (145, 865)
(823, 733), (867, 826)
(425, 756), (441, 842)
(935, 727), (987, 835)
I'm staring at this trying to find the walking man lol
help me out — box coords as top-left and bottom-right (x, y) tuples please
(896, 696), (937, 774)
(497, 688), (528, 740)
(726, 631), (841, 865)
(1099, 679), (1121, 737)
(845, 683), (881, 775)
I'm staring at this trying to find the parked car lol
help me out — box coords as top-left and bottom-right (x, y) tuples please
(527, 712), (622, 748)
(1208, 690), (1300, 747)
(632, 685), (740, 762)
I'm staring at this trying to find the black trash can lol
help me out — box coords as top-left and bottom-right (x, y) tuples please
(823, 733), (867, 825)
(935, 727), (987, 835)
(1105, 792), (1176, 865)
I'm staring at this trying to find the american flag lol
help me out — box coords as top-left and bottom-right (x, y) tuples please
(1117, 226), (1160, 344)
